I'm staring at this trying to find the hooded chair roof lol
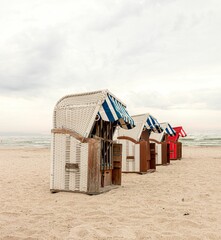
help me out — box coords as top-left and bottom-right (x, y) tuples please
(168, 126), (187, 142)
(54, 89), (135, 138)
(114, 113), (162, 142)
(150, 122), (176, 142)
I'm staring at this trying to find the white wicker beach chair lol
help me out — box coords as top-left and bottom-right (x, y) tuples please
(149, 122), (176, 165)
(50, 90), (134, 194)
(114, 113), (162, 173)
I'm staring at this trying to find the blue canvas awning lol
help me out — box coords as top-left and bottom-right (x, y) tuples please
(99, 94), (135, 129)
(145, 115), (163, 133)
(165, 124), (176, 136)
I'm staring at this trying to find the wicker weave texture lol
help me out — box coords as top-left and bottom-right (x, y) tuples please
(50, 134), (55, 189)
(79, 142), (88, 192)
(115, 114), (150, 142)
(150, 132), (164, 142)
(54, 91), (106, 138)
(55, 106), (98, 138)
(120, 140), (140, 172)
(134, 144), (140, 172)
(150, 132), (165, 165)
(50, 134), (89, 192)
(155, 144), (162, 165)
(51, 134), (67, 190)
(56, 91), (106, 108)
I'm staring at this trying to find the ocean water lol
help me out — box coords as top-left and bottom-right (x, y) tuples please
(179, 134), (221, 146)
(0, 135), (51, 148)
(0, 133), (221, 148)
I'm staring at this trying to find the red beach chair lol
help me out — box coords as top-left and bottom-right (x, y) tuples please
(167, 126), (187, 160)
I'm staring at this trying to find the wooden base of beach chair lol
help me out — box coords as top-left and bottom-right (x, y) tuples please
(169, 142), (182, 160)
(50, 185), (120, 195)
(88, 185), (119, 195)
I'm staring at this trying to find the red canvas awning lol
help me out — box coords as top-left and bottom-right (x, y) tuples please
(168, 126), (187, 142)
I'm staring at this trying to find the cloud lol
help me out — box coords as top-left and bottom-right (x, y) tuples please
(0, 1), (221, 105)
(125, 88), (221, 110)
(0, 27), (66, 96)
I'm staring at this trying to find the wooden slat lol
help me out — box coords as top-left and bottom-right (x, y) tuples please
(117, 136), (138, 144)
(139, 141), (149, 172)
(170, 142), (177, 160)
(140, 129), (150, 141)
(126, 156), (135, 160)
(103, 170), (112, 187)
(51, 128), (87, 143)
(65, 163), (79, 170)
(87, 139), (101, 194)
(112, 144), (122, 185)
(177, 142), (182, 159)
(150, 143), (156, 170)
(161, 142), (167, 165)
(167, 143), (170, 164)
(149, 138), (162, 145)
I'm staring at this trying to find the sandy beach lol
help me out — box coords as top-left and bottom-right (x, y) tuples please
(0, 146), (221, 240)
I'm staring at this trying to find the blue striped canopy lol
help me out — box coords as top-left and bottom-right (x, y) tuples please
(98, 94), (135, 129)
(165, 124), (176, 136)
(145, 115), (163, 133)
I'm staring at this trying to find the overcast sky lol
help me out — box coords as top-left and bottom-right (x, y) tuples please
(1, 0), (221, 135)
